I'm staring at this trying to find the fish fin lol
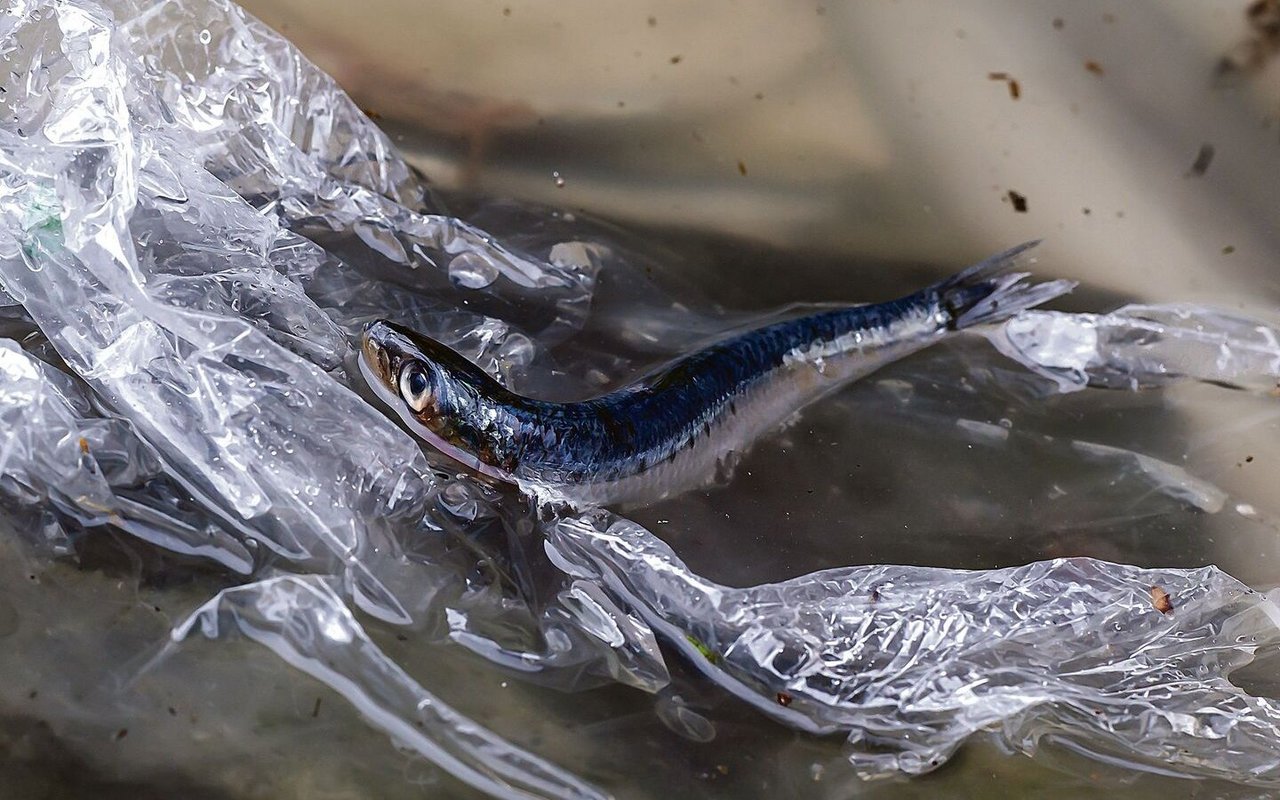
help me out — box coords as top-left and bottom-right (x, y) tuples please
(934, 241), (1076, 330)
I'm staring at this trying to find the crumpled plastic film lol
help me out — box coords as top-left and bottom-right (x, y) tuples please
(0, 339), (252, 570)
(172, 574), (610, 800)
(419, 475), (671, 693)
(443, 570), (671, 694)
(0, 0), (441, 617)
(112, 0), (421, 207)
(546, 511), (1280, 783)
(993, 304), (1280, 393)
(110, 0), (600, 345)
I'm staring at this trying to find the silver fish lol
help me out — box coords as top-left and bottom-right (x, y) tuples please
(361, 242), (1072, 507)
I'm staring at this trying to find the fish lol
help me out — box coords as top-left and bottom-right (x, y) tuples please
(360, 242), (1073, 507)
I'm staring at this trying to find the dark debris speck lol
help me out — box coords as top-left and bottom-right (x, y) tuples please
(1186, 143), (1215, 177)
(987, 71), (1021, 100)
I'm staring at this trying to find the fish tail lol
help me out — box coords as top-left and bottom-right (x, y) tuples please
(933, 241), (1076, 330)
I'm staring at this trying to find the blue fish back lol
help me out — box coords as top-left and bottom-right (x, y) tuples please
(505, 297), (927, 476)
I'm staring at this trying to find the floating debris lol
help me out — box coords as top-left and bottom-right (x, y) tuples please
(1186, 143), (1215, 177)
(1150, 586), (1174, 614)
(987, 71), (1022, 100)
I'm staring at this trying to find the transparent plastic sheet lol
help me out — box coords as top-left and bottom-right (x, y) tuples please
(545, 511), (1280, 782)
(2, 0), (1280, 796)
(112, 0), (600, 348)
(171, 574), (609, 800)
(993, 304), (1280, 393)
(0, 338), (252, 571)
(419, 476), (670, 695)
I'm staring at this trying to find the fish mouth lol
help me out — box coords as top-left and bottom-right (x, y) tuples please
(356, 328), (417, 431)
(359, 322), (396, 391)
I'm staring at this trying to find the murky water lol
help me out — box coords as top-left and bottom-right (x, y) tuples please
(5, 1), (1280, 798)
(6, 245), (1280, 799)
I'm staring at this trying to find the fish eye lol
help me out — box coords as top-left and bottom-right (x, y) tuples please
(399, 363), (432, 412)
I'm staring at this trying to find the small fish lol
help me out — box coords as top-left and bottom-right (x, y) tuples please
(361, 242), (1072, 507)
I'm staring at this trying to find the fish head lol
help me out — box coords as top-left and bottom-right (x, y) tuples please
(359, 320), (515, 480)
(359, 320), (442, 414)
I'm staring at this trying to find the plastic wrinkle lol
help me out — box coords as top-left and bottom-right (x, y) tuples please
(0, 339), (253, 571)
(995, 304), (1280, 392)
(112, 0), (599, 343)
(546, 511), (1280, 783)
(0, 0), (445, 619)
(172, 574), (610, 800)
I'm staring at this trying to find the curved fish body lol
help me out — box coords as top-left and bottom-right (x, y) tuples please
(360, 242), (1072, 507)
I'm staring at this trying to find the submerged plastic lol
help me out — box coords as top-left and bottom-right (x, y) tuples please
(0, 339), (253, 571)
(172, 574), (609, 800)
(2, 0), (1280, 796)
(995, 304), (1280, 393)
(547, 511), (1280, 781)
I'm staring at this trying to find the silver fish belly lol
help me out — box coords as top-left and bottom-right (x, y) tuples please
(360, 242), (1073, 507)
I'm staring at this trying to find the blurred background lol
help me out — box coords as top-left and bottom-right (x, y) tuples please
(242, 0), (1280, 308)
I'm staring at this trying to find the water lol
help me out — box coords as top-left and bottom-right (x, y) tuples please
(5, 229), (1279, 799)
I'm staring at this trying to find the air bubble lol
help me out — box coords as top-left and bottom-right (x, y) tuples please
(448, 252), (500, 289)
(655, 695), (716, 743)
(439, 481), (479, 521)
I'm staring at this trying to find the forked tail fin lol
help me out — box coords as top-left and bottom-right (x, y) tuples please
(933, 241), (1076, 330)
